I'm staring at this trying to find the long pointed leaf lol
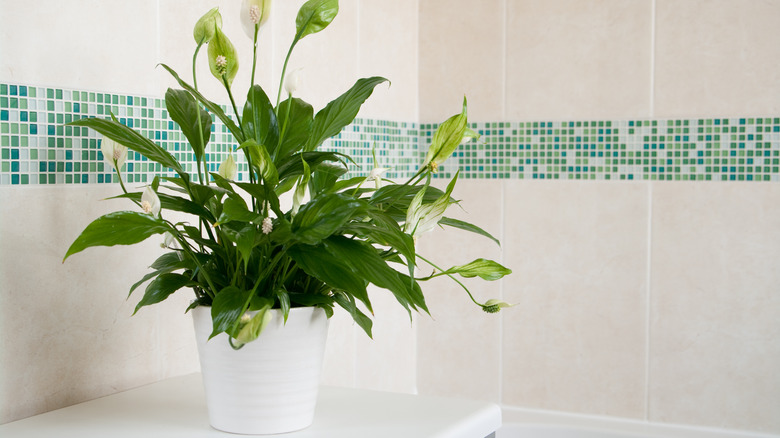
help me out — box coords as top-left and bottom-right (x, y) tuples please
(134, 273), (194, 314)
(68, 118), (184, 175)
(64, 212), (170, 261)
(439, 217), (500, 246)
(159, 63), (244, 143)
(243, 85), (279, 155)
(165, 88), (212, 164)
(306, 77), (389, 151)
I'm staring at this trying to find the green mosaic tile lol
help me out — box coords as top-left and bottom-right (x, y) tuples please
(1, 82), (779, 184)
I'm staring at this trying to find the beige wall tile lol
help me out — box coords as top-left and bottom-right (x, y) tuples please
(416, 180), (505, 402)
(272, 0), (359, 112)
(419, 0), (505, 122)
(501, 181), (649, 418)
(354, 287), (417, 393)
(0, 185), (197, 423)
(358, 0), (418, 120)
(654, 0), (780, 118)
(649, 183), (780, 434)
(0, 0), (159, 96)
(506, 0), (653, 120)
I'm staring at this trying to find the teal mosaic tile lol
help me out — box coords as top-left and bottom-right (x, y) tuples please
(422, 119), (780, 181)
(1, 82), (778, 185)
(0, 83), (418, 185)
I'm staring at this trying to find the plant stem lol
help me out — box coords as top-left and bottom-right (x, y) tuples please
(250, 25), (259, 88)
(192, 41), (207, 186)
(415, 253), (484, 309)
(276, 35), (300, 108)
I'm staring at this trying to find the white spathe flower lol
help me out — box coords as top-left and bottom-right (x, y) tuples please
(218, 154), (237, 180)
(141, 186), (161, 217)
(284, 68), (302, 96)
(366, 166), (389, 189)
(101, 136), (128, 172)
(240, 0), (271, 40)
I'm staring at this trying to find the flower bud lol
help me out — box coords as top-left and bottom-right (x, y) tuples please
(141, 186), (161, 218)
(241, 0), (272, 40)
(284, 68), (302, 96)
(218, 154), (238, 180)
(193, 7), (223, 44)
(482, 299), (513, 314)
(208, 27), (239, 85)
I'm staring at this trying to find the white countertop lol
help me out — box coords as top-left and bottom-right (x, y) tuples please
(0, 373), (501, 438)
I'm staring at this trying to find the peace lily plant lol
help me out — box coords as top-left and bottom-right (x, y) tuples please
(63, 0), (512, 348)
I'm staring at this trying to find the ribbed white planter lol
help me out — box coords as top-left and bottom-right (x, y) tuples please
(192, 306), (329, 435)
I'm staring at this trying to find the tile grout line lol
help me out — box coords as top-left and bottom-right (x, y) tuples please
(644, 182), (653, 422)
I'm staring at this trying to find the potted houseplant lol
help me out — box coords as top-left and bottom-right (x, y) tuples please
(63, 0), (512, 434)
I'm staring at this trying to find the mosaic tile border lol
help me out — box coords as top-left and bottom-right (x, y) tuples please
(1, 82), (779, 184)
(0, 83), (419, 186)
(425, 119), (780, 181)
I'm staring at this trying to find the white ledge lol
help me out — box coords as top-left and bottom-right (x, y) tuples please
(0, 373), (501, 438)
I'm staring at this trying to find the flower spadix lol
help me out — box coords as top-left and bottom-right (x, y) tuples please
(208, 27), (239, 85)
(241, 0), (271, 40)
(193, 7), (223, 44)
(481, 299), (514, 314)
(141, 186), (161, 217)
(101, 136), (128, 172)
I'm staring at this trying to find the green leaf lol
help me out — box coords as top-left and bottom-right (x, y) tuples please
(159, 63), (244, 143)
(68, 118), (185, 176)
(438, 258), (512, 281)
(310, 162), (348, 195)
(277, 151), (348, 184)
(239, 139), (279, 187)
(439, 217), (500, 246)
(287, 243), (372, 313)
(134, 273), (193, 314)
(291, 193), (368, 245)
(210, 286), (250, 339)
(207, 27), (239, 86)
(306, 77), (389, 151)
(165, 88), (211, 164)
(296, 0), (339, 40)
(323, 236), (426, 315)
(111, 192), (216, 223)
(64, 211), (170, 261)
(275, 97), (313, 160)
(332, 292), (373, 338)
(234, 305), (273, 344)
(215, 197), (262, 225)
(222, 224), (257, 270)
(243, 85), (279, 155)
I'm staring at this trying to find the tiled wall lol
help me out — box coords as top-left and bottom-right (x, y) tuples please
(3, 0), (780, 435)
(2, 81), (778, 186)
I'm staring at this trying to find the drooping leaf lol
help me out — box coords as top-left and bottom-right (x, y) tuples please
(215, 197), (262, 225)
(165, 88), (212, 164)
(323, 236), (426, 315)
(332, 292), (373, 338)
(133, 273), (194, 314)
(243, 85), (279, 155)
(111, 191), (216, 223)
(210, 286), (251, 339)
(439, 217), (500, 246)
(159, 63), (244, 143)
(287, 243), (372, 313)
(64, 211), (170, 261)
(306, 77), (389, 151)
(68, 118), (185, 176)
(291, 193), (368, 245)
(295, 0), (339, 40)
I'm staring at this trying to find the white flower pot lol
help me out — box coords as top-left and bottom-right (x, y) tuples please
(191, 306), (329, 435)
